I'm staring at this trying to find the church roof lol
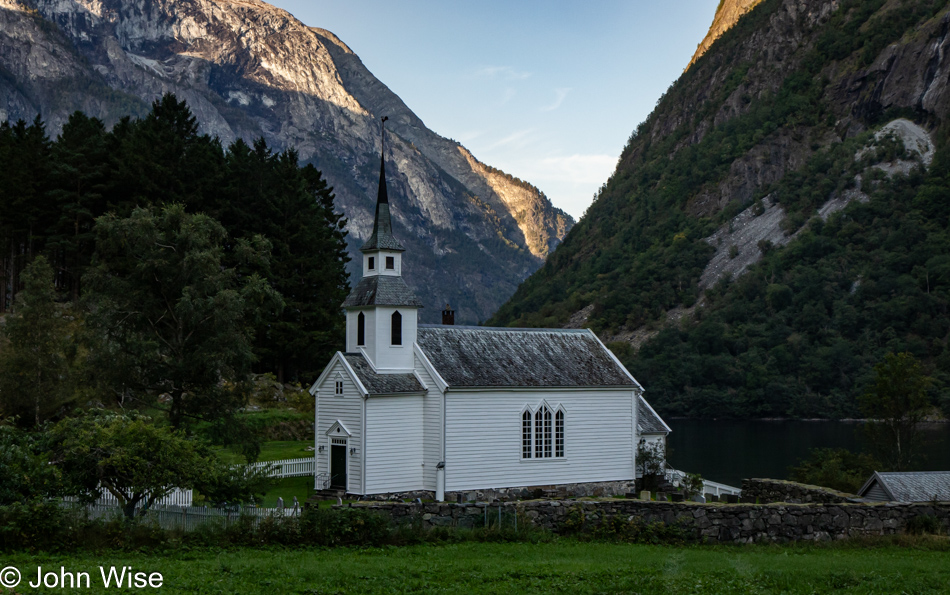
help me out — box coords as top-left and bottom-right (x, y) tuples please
(637, 395), (671, 434)
(342, 275), (424, 308)
(417, 325), (637, 388)
(360, 140), (405, 252)
(858, 471), (950, 502)
(343, 353), (424, 394)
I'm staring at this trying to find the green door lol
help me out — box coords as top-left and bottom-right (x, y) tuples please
(330, 444), (347, 489)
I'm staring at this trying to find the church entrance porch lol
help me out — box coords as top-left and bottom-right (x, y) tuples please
(330, 437), (347, 490)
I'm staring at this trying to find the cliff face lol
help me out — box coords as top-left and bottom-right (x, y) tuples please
(492, 0), (950, 332)
(687, 0), (766, 70)
(0, 0), (573, 323)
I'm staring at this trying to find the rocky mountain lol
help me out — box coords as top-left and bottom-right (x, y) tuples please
(0, 0), (572, 324)
(687, 0), (765, 70)
(491, 0), (950, 418)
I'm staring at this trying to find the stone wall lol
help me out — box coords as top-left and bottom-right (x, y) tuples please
(348, 498), (950, 543)
(353, 480), (638, 503)
(741, 479), (857, 504)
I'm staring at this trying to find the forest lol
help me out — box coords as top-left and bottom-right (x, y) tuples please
(0, 94), (350, 437)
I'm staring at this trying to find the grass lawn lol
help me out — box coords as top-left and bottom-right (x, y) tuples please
(215, 440), (313, 464)
(5, 539), (950, 594)
(260, 475), (314, 507)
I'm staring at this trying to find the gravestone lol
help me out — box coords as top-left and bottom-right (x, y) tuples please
(640, 491), (652, 501)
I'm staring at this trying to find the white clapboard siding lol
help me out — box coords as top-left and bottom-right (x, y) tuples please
(415, 354), (442, 490)
(444, 389), (636, 492)
(364, 394), (424, 493)
(315, 357), (363, 493)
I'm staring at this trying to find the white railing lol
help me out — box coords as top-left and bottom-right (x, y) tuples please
(64, 487), (194, 507)
(247, 456), (315, 478)
(665, 467), (742, 497)
(67, 501), (301, 531)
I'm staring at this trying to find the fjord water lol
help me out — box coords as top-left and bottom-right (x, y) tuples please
(666, 419), (950, 489)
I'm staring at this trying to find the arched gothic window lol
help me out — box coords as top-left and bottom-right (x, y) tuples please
(391, 311), (402, 345)
(357, 312), (365, 346)
(534, 408), (544, 458)
(543, 407), (552, 458)
(522, 410), (532, 459)
(523, 405), (564, 459)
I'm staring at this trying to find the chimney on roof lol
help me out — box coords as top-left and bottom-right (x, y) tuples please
(442, 303), (455, 325)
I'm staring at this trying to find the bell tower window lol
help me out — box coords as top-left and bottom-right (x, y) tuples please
(386, 256), (395, 270)
(391, 311), (402, 345)
(357, 312), (365, 346)
(368, 256), (375, 270)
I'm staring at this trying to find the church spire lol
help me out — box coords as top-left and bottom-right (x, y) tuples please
(361, 116), (405, 253)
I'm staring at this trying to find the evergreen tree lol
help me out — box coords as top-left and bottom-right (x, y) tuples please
(0, 256), (77, 427)
(46, 112), (111, 300)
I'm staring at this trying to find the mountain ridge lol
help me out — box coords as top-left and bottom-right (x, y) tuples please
(0, 0), (572, 323)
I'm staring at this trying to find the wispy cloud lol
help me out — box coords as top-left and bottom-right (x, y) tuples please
(498, 87), (516, 106)
(541, 88), (572, 112)
(475, 66), (532, 80)
(533, 154), (618, 183)
(457, 130), (485, 143)
(485, 129), (536, 151)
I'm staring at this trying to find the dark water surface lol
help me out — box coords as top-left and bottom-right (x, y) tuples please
(666, 419), (950, 488)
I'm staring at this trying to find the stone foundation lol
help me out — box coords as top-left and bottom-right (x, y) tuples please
(352, 480), (638, 503)
(347, 498), (950, 543)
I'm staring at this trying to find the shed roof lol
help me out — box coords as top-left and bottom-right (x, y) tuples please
(858, 471), (950, 502)
(416, 325), (636, 388)
(343, 354), (424, 395)
(342, 275), (423, 308)
(637, 395), (671, 434)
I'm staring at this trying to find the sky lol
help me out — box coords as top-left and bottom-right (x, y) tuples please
(268, 1), (719, 220)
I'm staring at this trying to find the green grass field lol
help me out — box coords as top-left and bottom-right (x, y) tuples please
(215, 440), (313, 464)
(259, 475), (314, 507)
(4, 540), (950, 594)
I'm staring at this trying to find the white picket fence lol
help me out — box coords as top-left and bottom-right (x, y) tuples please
(88, 487), (194, 507)
(665, 467), (742, 497)
(70, 501), (301, 531)
(248, 456), (315, 478)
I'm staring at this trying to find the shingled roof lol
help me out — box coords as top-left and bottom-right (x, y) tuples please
(417, 326), (637, 388)
(343, 354), (424, 395)
(637, 395), (670, 434)
(342, 275), (423, 308)
(858, 471), (950, 502)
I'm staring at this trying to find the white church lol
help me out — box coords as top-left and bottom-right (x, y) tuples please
(310, 129), (670, 501)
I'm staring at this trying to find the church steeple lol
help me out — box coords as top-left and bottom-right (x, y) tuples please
(341, 116), (422, 372)
(361, 117), (405, 253)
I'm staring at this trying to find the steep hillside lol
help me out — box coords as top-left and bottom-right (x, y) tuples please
(0, 0), (572, 323)
(491, 0), (950, 418)
(687, 0), (766, 70)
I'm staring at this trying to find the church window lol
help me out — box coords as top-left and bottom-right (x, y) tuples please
(334, 379), (343, 396)
(386, 256), (395, 270)
(391, 311), (402, 345)
(534, 409), (543, 458)
(357, 312), (365, 346)
(368, 256), (375, 270)
(543, 407), (552, 458)
(522, 410), (532, 458)
(555, 409), (564, 457)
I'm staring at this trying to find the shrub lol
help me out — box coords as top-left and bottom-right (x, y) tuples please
(906, 514), (942, 536)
